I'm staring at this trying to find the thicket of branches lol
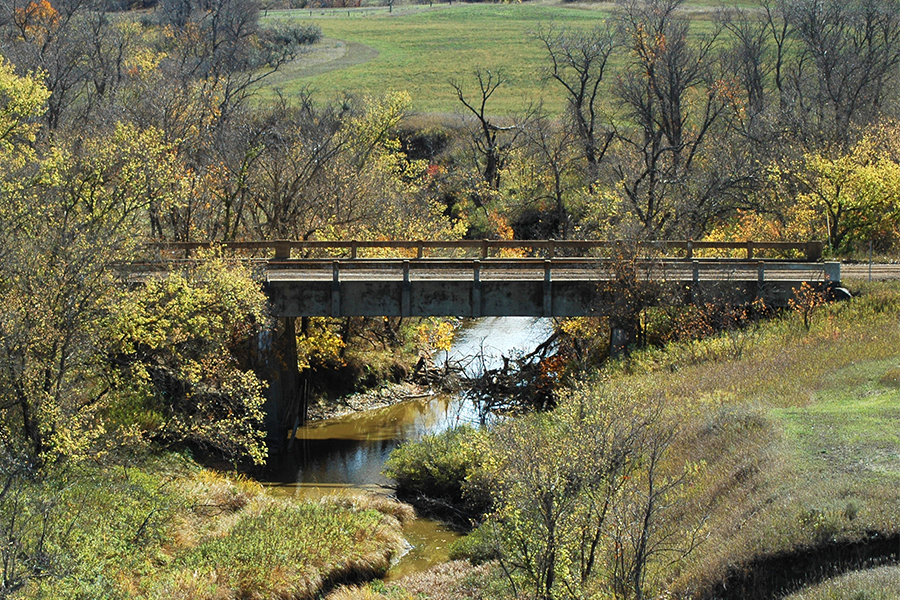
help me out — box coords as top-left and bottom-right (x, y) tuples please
(451, 0), (900, 253)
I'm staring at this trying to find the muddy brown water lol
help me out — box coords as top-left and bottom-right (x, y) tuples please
(265, 317), (554, 578)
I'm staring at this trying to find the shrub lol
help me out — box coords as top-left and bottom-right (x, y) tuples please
(448, 523), (500, 564)
(383, 426), (489, 517)
(261, 22), (324, 53)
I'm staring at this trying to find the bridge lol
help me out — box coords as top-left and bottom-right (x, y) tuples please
(152, 238), (844, 435)
(156, 239), (840, 317)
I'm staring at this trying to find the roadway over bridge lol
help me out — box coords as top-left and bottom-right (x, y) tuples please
(157, 240), (840, 317)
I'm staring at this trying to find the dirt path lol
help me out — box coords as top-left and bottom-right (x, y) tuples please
(264, 38), (380, 87)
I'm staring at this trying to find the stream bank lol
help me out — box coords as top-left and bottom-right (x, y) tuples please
(265, 317), (555, 577)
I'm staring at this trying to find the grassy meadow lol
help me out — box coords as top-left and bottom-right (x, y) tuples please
(259, 1), (724, 115)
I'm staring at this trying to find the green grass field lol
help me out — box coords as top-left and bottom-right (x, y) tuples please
(259, 1), (722, 115)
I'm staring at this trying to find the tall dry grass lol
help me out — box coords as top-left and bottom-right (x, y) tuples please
(327, 560), (498, 600)
(16, 463), (412, 600)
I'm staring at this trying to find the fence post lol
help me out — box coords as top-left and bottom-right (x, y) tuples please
(869, 240), (873, 282)
(350, 240), (358, 259)
(747, 241), (755, 260)
(548, 239), (556, 259)
(481, 239), (489, 259)
(686, 240), (693, 260)
(417, 240), (424, 259)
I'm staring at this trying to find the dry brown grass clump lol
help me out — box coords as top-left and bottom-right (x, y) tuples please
(321, 492), (417, 525)
(390, 560), (497, 600)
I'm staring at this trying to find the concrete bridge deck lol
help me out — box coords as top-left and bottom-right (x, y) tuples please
(151, 240), (842, 317)
(265, 258), (840, 317)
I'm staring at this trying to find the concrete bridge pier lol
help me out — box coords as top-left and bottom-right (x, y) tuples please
(261, 316), (302, 446)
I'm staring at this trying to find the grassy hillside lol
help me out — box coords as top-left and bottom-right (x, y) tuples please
(259, 3), (616, 114)
(371, 281), (900, 599)
(258, 1), (741, 115)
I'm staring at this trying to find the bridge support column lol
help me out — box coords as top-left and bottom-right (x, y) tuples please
(609, 327), (629, 359)
(402, 260), (411, 317)
(263, 317), (302, 447)
(332, 261), (341, 316)
(472, 260), (481, 317)
(543, 260), (552, 316)
(691, 260), (699, 303)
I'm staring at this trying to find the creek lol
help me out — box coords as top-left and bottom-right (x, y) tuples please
(264, 317), (554, 579)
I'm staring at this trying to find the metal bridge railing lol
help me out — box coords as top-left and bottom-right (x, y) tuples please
(150, 239), (826, 262)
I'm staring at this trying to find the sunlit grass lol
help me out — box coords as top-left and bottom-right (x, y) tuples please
(784, 565), (900, 600)
(258, 1), (725, 115)
(17, 459), (410, 600)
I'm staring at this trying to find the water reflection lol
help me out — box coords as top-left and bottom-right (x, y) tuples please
(272, 393), (481, 486)
(437, 316), (556, 375)
(267, 317), (554, 574)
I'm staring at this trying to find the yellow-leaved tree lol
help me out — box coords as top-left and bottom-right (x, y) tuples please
(103, 255), (270, 465)
(794, 123), (900, 252)
(710, 123), (900, 254)
(0, 56), (269, 469)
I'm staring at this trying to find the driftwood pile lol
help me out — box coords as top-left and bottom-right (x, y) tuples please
(412, 332), (559, 417)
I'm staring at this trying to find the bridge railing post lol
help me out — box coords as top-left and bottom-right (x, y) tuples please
(548, 239), (555, 259)
(747, 241), (755, 260)
(481, 239), (489, 259)
(416, 240), (424, 259)
(806, 241), (824, 261)
(350, 240), (358, 259)
(274, 241), (291, 260)
(686, 240), (693, 260)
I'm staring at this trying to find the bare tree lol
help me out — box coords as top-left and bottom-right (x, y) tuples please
(611, 0), (734, 237)
(784, 0), (900, 148)
(536, 23), (617, 185)
(518, 113), (583, 239)
(717, 6), (774, 128)
(450, 69), (523, 192)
